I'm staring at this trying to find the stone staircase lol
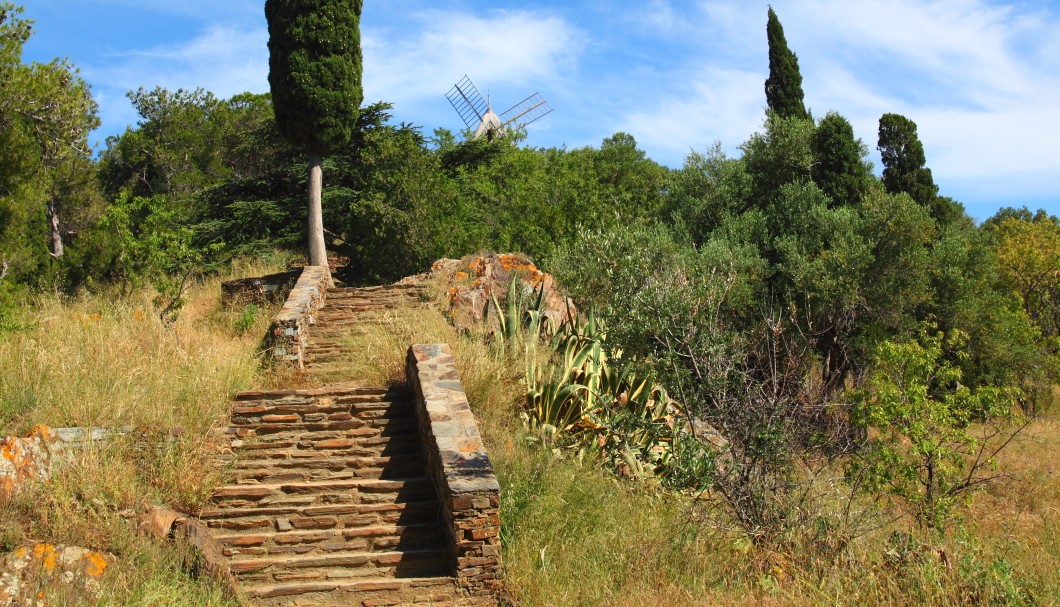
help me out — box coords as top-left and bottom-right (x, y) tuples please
(301, 284), (429, 380)
(202, 277), (501, 607)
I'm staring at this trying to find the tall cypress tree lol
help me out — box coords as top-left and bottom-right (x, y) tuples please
(265, 0), (363, 266)
(764, 6), (809, 120)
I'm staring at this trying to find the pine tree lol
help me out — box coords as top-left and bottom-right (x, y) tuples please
(265, 0), (363, 266)
(764, 7), (809, 120)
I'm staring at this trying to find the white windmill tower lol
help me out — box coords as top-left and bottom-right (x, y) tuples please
(445, 75), (552, 140)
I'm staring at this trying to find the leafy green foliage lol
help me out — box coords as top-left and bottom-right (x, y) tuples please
(811, 111), (872, 207)
(876, 113), (964, 225)
(0, 2), (100, 283)
(850, 327), (1023, 529)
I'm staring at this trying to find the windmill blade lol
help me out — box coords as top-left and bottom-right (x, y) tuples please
(500, 93), (553, 129)
(446, 75), (489, 131)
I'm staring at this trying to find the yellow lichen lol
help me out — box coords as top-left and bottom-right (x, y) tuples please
(82, 552), (108, 577)
(33, 543), (58, 572)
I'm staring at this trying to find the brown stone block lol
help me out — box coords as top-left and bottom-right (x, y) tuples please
(213, 486), (272, 499)
(232, 405), (268, 415)
(227, 535), (267, 547)
(289, 516), (338, 529)
(313, 438), (354, 449)
(262, 414), (301, 423)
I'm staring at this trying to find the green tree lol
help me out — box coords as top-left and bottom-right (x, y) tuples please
(764, 7), (809, 120)
(0, 3), (99, 282)
(850, 327), (1022, 530)
(877, 113), (963, 225)
(265, 0), (363, 266)
(990, 215), (1060, 338)
(811, 112), (872, 208)
(99, 88), (232, 199)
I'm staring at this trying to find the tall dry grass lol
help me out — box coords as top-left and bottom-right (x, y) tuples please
(0, 261), (283, 606)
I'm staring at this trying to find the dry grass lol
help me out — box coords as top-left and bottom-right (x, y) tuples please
(309, 297), (1060, 606)
(0, 260), (283, 606)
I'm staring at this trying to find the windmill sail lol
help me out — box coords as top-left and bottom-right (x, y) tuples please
(500, 93), (552, 130)
(445, 75), (489, 131)
(447, 75), (553, 139)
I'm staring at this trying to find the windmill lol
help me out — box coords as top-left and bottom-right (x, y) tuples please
(446, 75), (552, 140)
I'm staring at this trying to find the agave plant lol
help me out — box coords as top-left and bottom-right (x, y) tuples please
(522, 312), (685, 480)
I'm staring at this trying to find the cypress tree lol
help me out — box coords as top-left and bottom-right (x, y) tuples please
(877, 113), (940, 208)
(812, 112), (871, 207)
(265, 0), (363, 266)
(764, 7), (809, 120)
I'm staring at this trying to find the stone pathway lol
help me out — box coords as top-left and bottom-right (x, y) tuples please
(204, 283), (495, 606)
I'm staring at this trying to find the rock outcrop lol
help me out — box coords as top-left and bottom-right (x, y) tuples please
(0, 426), (57, 500)
(425, 253), (576, 335)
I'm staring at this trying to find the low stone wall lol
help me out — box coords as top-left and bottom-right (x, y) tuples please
(220, 270), (300, 308)
(1, 426), (134, 500)
(406, 344), (502, 598)
(268, 265), (332, 368)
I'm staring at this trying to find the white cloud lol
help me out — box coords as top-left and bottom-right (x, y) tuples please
(620, 68), (765, 162)
(89, 26), (268, 96)
(623, 0), (1060, 211)
(362, 10), (582, 108)
(84, 25), (268, 134)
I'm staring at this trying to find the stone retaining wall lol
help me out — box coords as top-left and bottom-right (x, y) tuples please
(268, 265), (332, 368)
(406, 344), (502, 598)
(220, 270), (300, 308)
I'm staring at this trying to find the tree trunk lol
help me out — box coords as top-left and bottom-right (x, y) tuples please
(47, 198), (64, 259)
(306, 154), (327, 267)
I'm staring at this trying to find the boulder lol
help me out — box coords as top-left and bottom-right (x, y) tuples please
(425, 253), (576, 334)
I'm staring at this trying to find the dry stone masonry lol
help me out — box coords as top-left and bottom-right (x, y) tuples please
(269, 265), (332, 368)
(406, 344), (502, 597)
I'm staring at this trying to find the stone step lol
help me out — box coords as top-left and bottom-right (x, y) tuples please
(327, 284), (425, 295)
(215, 522), (446, 558)
(228, 415), (418, 438)
(231, 399), (414, 425)
(200, 497), (442, 535)
(241, 575), (462, 606)
(228, 454), (424, 484)
(233, 386), (399, 402)
(211, 477), (436, 510)
(226, 431), (423, 460)
(228, 547), (451, 584)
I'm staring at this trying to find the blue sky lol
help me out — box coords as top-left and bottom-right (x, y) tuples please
(22, 0), (1060, 221)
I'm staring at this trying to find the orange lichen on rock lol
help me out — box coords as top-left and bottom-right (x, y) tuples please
(82, 551), (108, 577)
(1, 543), (113, 605)
(0, 426), (57, 501)
(427, 252), (577, 335)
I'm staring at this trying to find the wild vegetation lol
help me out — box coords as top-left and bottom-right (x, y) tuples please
(1, 2), (1058, 605)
